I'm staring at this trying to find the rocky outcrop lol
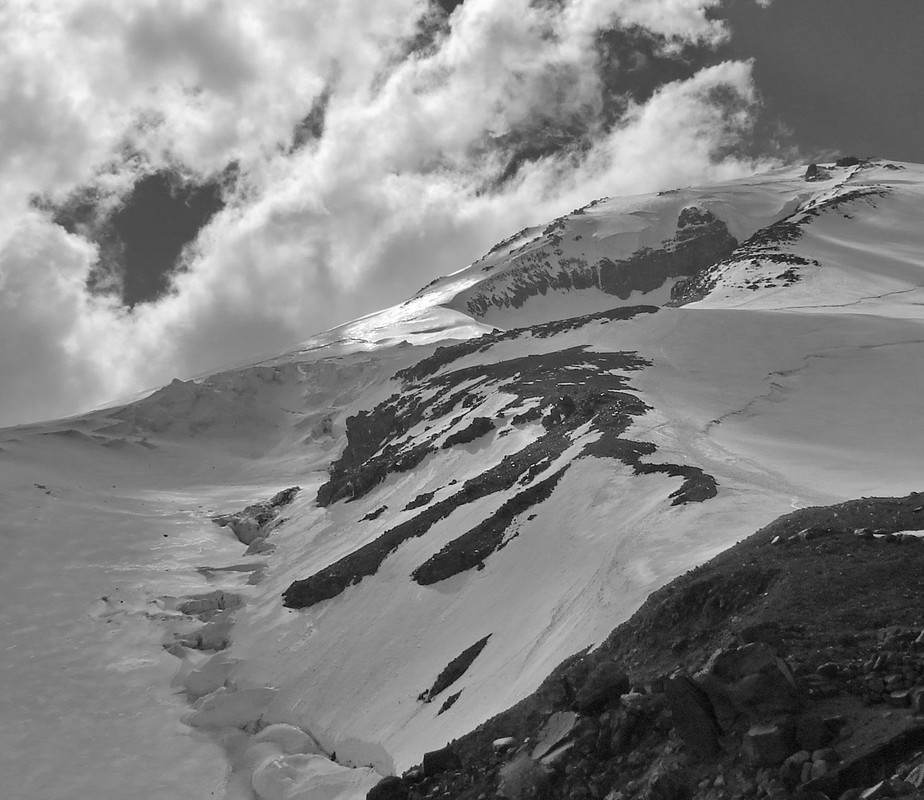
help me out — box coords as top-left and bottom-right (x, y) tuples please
(411, 469), (567, 585)
(422, 745), (463, 776)
(804, 163), (832, 182)
(316, 308), (657, 508)
(419, 635), (492, 703)
(442, 416), (495, 449)
(670, 185), (888, 306)
(288, 312), (719, 608)
(450, 206), (737, 318)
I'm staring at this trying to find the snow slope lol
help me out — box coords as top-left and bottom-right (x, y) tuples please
(2, 159), (923, 800)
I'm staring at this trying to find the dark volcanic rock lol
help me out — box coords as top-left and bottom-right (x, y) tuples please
(396, 492), (924, 800)
(422, 745), (462, 776)
(700, 642), (804, 718)
(287, 304), (720, 609)
(442, 417), (495, 449)
(665, 672), (721, 757)
(420, 635), (492, 702)
(438, 691), (462, 715)
(453, 205), (737, 317)
(671, 185), (887, 306)
(367, 776), (408, 800)
(411, 469), (567, 585)
(286, 332), (716, 608)
(804, 164), (831, 182)
(804, 727), (924, 800)
(574, 661), (630, 713)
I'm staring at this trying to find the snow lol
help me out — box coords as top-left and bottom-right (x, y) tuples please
(690, 162), (924, 316)
(3, 159), (924, 799)
(0, 440), (235, 799)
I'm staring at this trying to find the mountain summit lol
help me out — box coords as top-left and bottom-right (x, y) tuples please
(2, 159), (923, 800)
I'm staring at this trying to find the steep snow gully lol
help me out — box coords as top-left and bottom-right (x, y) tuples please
(2, 160), (924, 800)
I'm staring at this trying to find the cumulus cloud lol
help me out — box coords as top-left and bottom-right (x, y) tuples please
(0, 0), (777, 427)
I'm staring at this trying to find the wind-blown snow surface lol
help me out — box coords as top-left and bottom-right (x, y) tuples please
(2, 160), (924, 799)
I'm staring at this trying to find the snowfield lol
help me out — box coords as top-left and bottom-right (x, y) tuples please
(2, 160), (923, 800)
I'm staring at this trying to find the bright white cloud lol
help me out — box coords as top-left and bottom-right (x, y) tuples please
(0, 0), (776, 427)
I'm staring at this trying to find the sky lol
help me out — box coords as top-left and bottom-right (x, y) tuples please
(0, 0), (920, 428)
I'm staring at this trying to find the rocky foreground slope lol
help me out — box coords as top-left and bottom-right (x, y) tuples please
(391, 492), (924, 800)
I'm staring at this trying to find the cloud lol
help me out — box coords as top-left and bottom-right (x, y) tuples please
(0, 0), (777, 427)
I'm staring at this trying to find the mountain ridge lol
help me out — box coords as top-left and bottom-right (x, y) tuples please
(2, 158), (923, 800)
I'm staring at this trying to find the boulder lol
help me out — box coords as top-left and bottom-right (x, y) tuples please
(744, 723), (795, 767)
(700, 643), (803, 718)
(422, 745), (462, 776)
(537, 741), (574, 771)
(705, 642), (788, 682)
(665, 673), (721, 757)
(810, 761), (829, 780)
(695, 673), (739, 731)
(886, 690), (910, 708)
(532, 711), (579, 760)
(608, 708), (638, 754)
(367, 776), (408, 800)
(574, 662), (630, 712)
(781, 751), (812, 784)
(812, 748), (841, 764)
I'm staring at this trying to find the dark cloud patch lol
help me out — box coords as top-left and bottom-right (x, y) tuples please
(596, 27), (722, 127)
(290, 86), (333, 152)
(488, 108), (595, 190)
(435, 0), (464, 14)
(39, 165), (234, 307)
(397, 1), (454, 63)
(482, 25), (731, 191)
